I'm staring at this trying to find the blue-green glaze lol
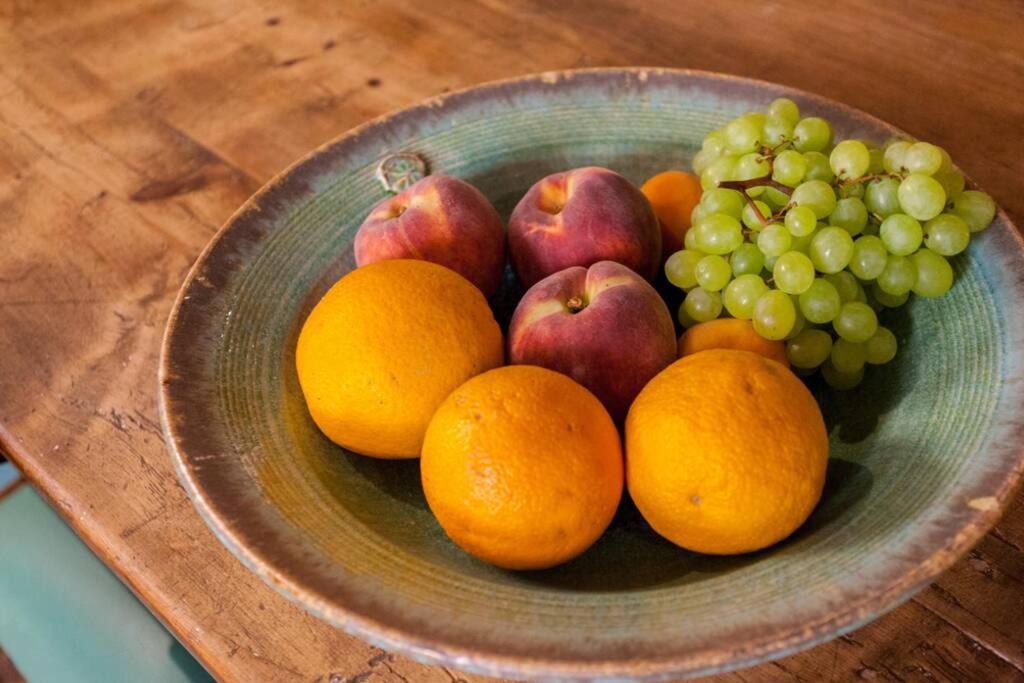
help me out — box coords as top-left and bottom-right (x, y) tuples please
(160, 69), (1024, 681)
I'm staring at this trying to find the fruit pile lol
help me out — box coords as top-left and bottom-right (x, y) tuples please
(295, 105), (997, 570)
(670, 98), (996, 387)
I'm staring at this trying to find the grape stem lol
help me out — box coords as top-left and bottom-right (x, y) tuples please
(717, 175), (794, 195)
(716, 174), (793, 227)
(835, 172), (902, 187)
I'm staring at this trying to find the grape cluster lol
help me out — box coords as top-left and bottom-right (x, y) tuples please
(668, 98), (997, 388)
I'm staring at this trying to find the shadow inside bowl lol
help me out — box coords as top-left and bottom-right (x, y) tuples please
(817, 302), (917, 444)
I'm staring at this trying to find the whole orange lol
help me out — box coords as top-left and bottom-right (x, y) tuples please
(626, 350), (827, 554)
(640, 170), (703, 255)
(421, 365), (623, 570)
(296, 260), (503, 459)
(678, 318), (789, 366)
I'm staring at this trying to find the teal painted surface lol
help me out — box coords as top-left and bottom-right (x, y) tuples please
(0, 481), (212, 683)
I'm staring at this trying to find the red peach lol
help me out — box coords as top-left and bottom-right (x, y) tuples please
(354, 175), (506, 296)
(508, 167), (661, 288)
(508, 260), (676, 421)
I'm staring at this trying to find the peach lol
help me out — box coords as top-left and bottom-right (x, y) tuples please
(508, 167), (661, 288)
(354, 175), (506, 296)
(508, 260), (676, 421)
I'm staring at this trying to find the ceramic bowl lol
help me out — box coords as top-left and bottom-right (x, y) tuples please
(160, 68), (1024, 681)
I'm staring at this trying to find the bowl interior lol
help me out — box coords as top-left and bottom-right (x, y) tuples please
(162, 70), (1024, 680)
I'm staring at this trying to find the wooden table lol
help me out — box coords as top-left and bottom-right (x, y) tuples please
(1, 1), (1022, 680)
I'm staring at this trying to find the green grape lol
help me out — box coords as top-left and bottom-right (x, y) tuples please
(831, 337), (867, 373)
(822, 360), (864, 389)
(830, 140), (870, 179)
(792, 180), (838, 218)
(810, 227), (855, 274)
(702, 129), (728, 156)
(753, 290), (797, 340)
(793, 117), (832, 152)
(664, 249), (704, 290)
(938, 147), (953, 172)
(802, 151), (835, 183)
(757, 224), (792, 257)
(903, 142), (943, 176)
(898, 173), (946, 221)
(785, 205), (817, 237)
(849, 235), (888, 280)
(772, 149), (807, 187)
(799, 277), (842, 323)
(677, 301), (697, 328)
(729, 243), (765, 276)
(773, 251), (816, 294)
(883, 140), (911, 173)
(853, 281), (868, 303)
(763, 116), (794, 147)
(865, 326), (898, 364)
(910, 248), (954, 297)
(735, 153), (771, 180)
(831, 197), (869, 235)
(838, 182), (865, 200)
(700, 155), (738, 190)
(695, 254), (732, 291)
(723, 274), (769, 319)
(693, 213), (744, 255)
(724, 116), (763, 154)
(864, 178), (902, 218)
(700, 188), (746, 218)
(879, 213), (923, 256)
(684, 226), (700, 250)
(745, 112), (767, 127)
(790, 232), (815, 254)
(768, 97), (800, 125)
(951, 190), (996, 232)
(786, 329), (833, 368)
(825, 271), (860, 303)
(877, 254), (916, 295)
(683, 286), (723, 322)
(867, 147), (885, 174)
(934, 168), (966, 198)
(833, 301), (878, 343)
(691, 149), (716, 175)
(872, 283), (910, 308)
(924, 213), (970, 256)
(785, 304), (807, 340)
(762, 187), (792, 209)
(690, 203), (707, 228)
(742, 200), (773, 229)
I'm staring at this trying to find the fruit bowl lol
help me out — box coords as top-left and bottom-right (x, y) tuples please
(160, 68), (1024, 681)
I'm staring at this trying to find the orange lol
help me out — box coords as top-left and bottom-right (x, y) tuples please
(296, 260), (502, 459)
(421, 366), (623, 569)
(640, 170), (703, 254)
(626, 350), (827, 554)
(678, 318), (788, 366)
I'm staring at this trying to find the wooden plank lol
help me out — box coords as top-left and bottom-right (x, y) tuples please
(0, 1), (1022, 681)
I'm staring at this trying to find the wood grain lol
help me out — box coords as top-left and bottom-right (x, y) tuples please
(0, 1), (1021, 681)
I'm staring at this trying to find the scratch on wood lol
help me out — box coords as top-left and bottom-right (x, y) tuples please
(131, 170), (209, 202)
